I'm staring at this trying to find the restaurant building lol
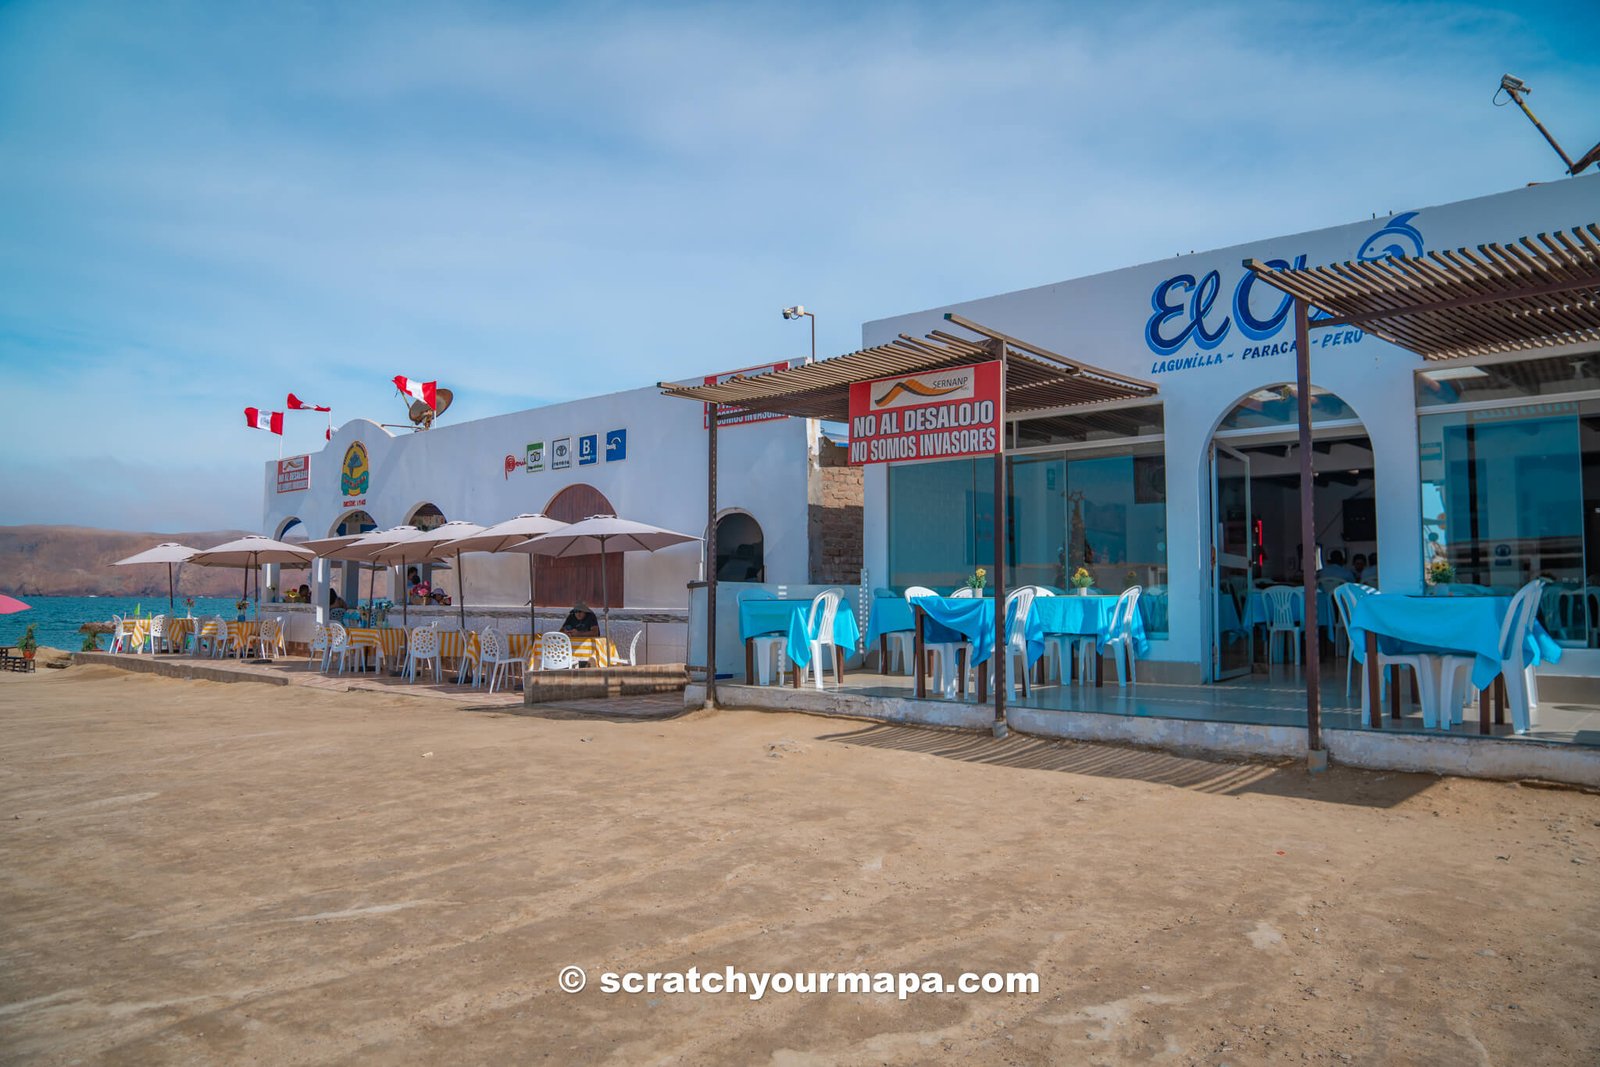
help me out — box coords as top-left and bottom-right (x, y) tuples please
(859, 174), (1600, 698)
(260, 379), (857, 662)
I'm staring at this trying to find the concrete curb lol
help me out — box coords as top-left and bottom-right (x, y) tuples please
(692, 682), (1600, 787)
(73, 652), (292, 686)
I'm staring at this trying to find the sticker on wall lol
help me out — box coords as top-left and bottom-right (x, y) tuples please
(551, 436), (572, 470)
(606, 428), (627, 462)
(341, 441), (369, 496)
(578, 434), (598, 465)
(525, 441), (544, 472)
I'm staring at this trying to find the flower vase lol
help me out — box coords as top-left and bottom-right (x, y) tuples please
(1075, 587), (1088, 596)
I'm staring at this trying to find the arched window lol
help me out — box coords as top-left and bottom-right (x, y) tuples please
(408, 503), (446, 530)
(332, 511), (376, 537)
(540, 485), (623, 608)
(714, 512), (765, 582)
(330, 511), (377, 605)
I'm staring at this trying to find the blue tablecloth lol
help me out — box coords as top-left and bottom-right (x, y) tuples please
(867, 596), (965, 645)
(1033, 595), (1151, 657)
(1245, 589), (1333, 632)
(1348, 593), (1561, 690)
(739, 599), (861, 669)
(910, 596), (1045, 666)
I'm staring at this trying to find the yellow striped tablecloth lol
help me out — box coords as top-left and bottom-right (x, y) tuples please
(118, 618), (151, 651)
(166, 618), (196, 650)
(225, 621), (260, 656)
(345, 627), (406, 667)
(528, 634), (618, 669)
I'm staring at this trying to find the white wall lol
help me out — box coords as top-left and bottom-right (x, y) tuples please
(860, 174), (1600, 676)
(262, 385), (813, 615)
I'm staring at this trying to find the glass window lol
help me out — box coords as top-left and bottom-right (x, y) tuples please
(887, 444), (1170, 636)
(1416, 354), (1600, 407)
(1419, 399), (1596, 645)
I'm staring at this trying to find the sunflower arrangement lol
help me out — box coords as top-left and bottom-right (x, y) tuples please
(965, 567), (988, 592)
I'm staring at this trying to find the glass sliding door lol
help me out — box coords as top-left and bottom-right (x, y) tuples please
(1212, 443), (1253, 680)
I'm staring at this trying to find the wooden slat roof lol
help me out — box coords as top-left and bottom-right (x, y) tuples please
(1244, 223), (1600, 361)
(660, 313), (1157, 420)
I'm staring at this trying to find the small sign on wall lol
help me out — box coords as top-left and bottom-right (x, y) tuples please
(525, 441), (544, 472)
(551, 436), (572, 470)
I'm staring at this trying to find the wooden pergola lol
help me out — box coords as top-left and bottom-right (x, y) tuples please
(661, 313), (1157, 729)
(1245, 222), (1600, 756)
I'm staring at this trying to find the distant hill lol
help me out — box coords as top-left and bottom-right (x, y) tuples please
(0, 525), (276, 597)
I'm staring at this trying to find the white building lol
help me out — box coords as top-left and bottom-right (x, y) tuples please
(261, 380), (842, 662)
(861, 175), (1600, 692)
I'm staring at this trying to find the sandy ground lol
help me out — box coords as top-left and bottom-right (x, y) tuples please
(1, 667), (1597, 1066)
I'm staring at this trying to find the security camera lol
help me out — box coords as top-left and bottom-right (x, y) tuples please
(1500, 73), (1528, 94)
(782, 305), (806, 320)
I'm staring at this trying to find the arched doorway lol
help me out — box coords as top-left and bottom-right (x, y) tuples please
(331, 510), (378, 605)
(1206, 384), (1375, 680)
(713, 511), (765, 582)
(541, 485), (624, 608)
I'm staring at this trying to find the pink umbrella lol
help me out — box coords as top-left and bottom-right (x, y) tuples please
(0, 594), (31, 614)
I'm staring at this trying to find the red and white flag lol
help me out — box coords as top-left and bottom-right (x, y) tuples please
(393, 375), (437, 410)
(287, 393), (331, 412)
(244, 407), (284, 435)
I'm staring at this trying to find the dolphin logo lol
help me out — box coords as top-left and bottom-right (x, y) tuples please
(873, 378), (966, 408)
(1357, 211), (1424, 262)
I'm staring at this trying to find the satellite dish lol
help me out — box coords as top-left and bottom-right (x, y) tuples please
(408, 387), (453, 429)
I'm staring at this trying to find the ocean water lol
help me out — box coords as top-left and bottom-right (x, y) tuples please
(0, 596), (245, 652)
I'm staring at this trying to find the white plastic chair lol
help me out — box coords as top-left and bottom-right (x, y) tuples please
(1261, 586), (1303, 664)
(624, 629), (643, 666)
(1331, 583), (1374, 698)
(1436, 580), (1544, 734)
(112, 615), (142, 654)
(949, 587), (977, 599)
(1097, 586), (1143, 687)
(204, 617), (231, 659)
(147, 614), (167, 655)
(738, 588), (787, 686)
(255, 618), (281, 661)
(991, 587), (1038, 697)
(804, 588), (846, 689)
(308, 623), (329, 670)
(478, 627), (523, 693)
(539, 630), (575, 670)
(325, 622), (364, 674)
(404, 626), (441, 683)
(907, 586), (966, 698)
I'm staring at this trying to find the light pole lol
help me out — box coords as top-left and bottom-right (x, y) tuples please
(782, 305), (815, 362)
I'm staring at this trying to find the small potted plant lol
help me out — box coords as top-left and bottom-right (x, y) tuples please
(16, 623), (38, 661)
(1070, 567), (1094, 595)
(1426, 559), (1455, 594)
(183, 596), (195, 618)
(235, 598), (248, 622)
(964, 567), (987, 593)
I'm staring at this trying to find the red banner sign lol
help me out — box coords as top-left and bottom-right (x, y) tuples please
(847, 361), (1001, 465)
(276, 455), (310, 493)
(703, 361), (791, 428)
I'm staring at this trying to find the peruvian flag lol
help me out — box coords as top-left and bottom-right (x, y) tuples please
(393, 375), (437, 410)
(287, 393), (331, 412)
(244, 407), (284, 435)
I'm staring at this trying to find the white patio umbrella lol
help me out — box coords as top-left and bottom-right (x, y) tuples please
(188, 535), (314, 617)
(369, 521), (485, 628)
(310, 526), (427, 619)
(510, 514), (700, 643)
(111, 542), (197, 614)
(441, 514), (571, 635)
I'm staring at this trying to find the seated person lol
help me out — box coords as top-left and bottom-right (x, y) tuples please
(407, 567), (432, 605)
(1319, 549), (1357, 583)
(291, 583), (311, 604)
(428, 588), (451, 606)
(561, 600), (600, 636)
(328, 588), (347, 611)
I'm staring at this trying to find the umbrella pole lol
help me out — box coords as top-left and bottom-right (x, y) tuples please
(457, 551), (466, 629)
(168, 562), (175, 616)
(402, 561), (409, 629)
(528, 554), (536, 636)
(600, 537), (611, 647)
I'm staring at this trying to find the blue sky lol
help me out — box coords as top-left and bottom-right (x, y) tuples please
(2, 0), (1595, 531)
